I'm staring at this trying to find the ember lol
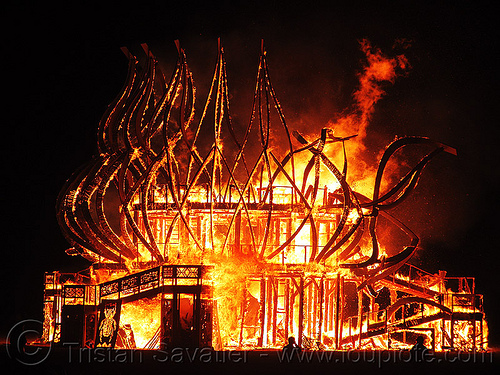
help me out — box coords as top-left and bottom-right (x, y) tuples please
(42, 40), (488, 352)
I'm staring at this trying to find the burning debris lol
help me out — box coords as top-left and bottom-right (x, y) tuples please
(42, 40), (488, 352)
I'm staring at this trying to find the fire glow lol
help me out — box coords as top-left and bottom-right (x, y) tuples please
(41, 39), (488, 352)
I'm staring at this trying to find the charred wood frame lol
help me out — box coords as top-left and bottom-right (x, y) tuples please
(42, 40), (488, 351)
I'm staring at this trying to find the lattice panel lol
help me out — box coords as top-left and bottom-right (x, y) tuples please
(163, 266), (174, 278)
(176, 266), (200, 278)
(64, 285), (85, 299)
(452, 320), (474, 350)
(45, 273), (55, 284)
(100, 281), (119, 297)
(140, 269), (159, 284)
(121, 276), (139, 292)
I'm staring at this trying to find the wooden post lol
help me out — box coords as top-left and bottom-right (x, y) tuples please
(451, 318), (455, 349)
(481, 318), (484, 350)
(351, 317), (355, 348)
(334, 274), (341, 348)
(357, 290), (363, 348)
(287, 218), (292, 252)
(472, 314), (476, 350)
(305, 280), (310, 338)
(318, 277), (324, 344)
(298, 276), (304, 347)
(310, 279), (315, 340)
(272, 277), (278, 345)
(267, 277), (273, 346)
(441, 317), (445, 349)
(339, 276), (344, 348)
(259, 165), (264, 202)
(387, 313), (390, 349)
(370, 296), (375, 324)
(326, 280), (333, 332)
(258, 277), (266, 347)
(284, 278), (290, 340)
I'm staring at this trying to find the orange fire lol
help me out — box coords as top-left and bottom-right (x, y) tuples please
(41, 39), (488, 353)
(117, 296), (161, 349)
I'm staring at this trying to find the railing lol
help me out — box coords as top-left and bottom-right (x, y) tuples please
(443, 276), (475, 294)
(450, 293), (483, 313)
(341, 289), (485, 349)
(60, 264), (206, 306)
(100, 266), (161, 299)
(390, 264), (441, 291)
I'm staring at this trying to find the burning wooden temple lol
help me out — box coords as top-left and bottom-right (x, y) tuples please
(41, 41), (488, 352)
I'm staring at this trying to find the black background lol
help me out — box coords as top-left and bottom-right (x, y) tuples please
(2, 1), (498, 347)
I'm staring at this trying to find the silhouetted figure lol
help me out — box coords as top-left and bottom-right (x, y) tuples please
(282, 336), (301, 359)
(411, 335), (428, 361)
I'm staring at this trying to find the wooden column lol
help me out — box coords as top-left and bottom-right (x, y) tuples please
(287, 218), (292, 252)
(271, 277), (278, 345)
(267, 277), (273, 346)
(258, 277), (266, 347)
(298, 276), (304, 347)
(284, 279), (290, 340)
(318, 277), (324, 343)
(339, 276), (344, 348)
(334, 274), (341, 348)
(326, 280), (332, 332)
(309, 280), (314, 339)
(357, 290), (363, 348)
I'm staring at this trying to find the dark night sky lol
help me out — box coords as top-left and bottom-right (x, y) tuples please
(2, 1), (499, 346)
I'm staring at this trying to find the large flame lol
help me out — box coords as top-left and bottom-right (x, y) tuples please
(44, 40), (487, 352)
